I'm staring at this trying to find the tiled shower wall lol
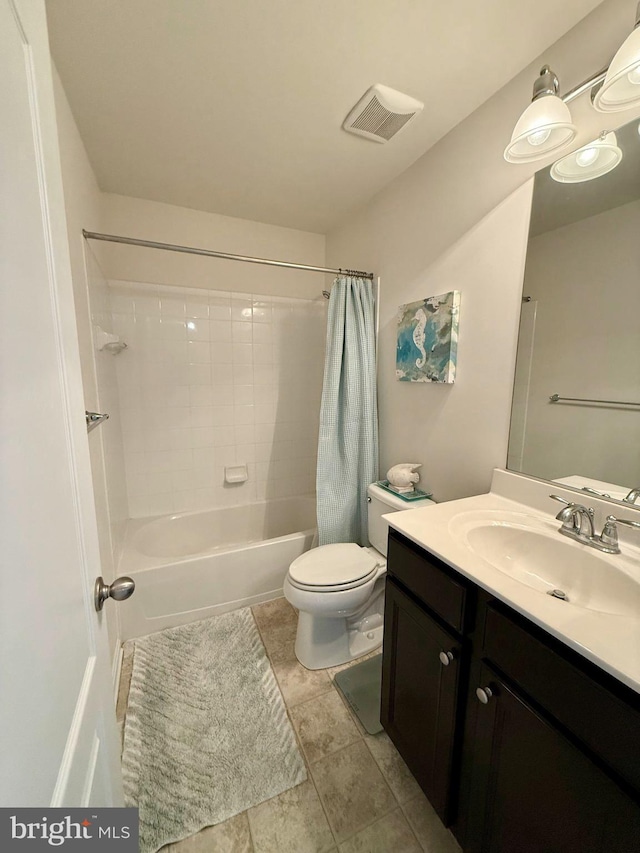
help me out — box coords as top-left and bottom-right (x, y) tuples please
(109, 280), (326, 517)
(86, 253), (129, 564)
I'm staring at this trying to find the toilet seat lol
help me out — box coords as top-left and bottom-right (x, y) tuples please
(288, 543), (381, 591)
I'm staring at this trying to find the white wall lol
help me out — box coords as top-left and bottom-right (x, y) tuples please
(517, 199), (640, 485)
(53, 68), (126, 666)
(98, 193), (327, 300)
(110, 280), (325, 517)
(326, 0), (640, 502)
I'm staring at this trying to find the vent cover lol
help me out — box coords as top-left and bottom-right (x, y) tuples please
(343, 84), (423, 143)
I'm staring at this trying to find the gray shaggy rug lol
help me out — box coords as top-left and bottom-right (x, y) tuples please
(121, 608), (306, 853)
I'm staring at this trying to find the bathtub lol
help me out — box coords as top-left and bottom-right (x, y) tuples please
(118, 496), (316, 640)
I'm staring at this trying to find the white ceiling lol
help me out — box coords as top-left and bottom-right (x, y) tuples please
(46, 0), (603, 234)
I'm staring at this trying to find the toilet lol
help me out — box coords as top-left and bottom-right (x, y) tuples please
(283, 482), (435, 670)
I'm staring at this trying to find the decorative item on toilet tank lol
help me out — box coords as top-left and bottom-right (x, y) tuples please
(396, 291), (460, 383)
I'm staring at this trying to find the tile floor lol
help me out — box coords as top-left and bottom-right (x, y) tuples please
(117, 597), (462, 853)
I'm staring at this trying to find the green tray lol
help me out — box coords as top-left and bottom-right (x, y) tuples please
(377, 480), (433, 502)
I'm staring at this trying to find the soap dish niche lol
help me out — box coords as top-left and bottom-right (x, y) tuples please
(225, 464), (248, 485)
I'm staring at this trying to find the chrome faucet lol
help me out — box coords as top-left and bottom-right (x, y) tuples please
(549, 495), (640, 554)
(550, 496), (595, 541)
(623, 487), (640, 505)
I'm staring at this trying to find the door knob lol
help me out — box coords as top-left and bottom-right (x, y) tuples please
(439, 650), (455, 666)
(95, 576), (135, 612)
(476, 686), (494, 704)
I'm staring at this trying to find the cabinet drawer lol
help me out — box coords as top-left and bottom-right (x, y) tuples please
(483, 603), (640, 795)
(387, 530), (470, 634)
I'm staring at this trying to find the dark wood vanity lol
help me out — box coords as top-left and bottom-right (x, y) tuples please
(381, 528), (640, 852)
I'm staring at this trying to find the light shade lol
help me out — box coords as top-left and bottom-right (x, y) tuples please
(593, 24), (640, 112)
(550, 131), (622, 183)
(504, 95), (577, 163)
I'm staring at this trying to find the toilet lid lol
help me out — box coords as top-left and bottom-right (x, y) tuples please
(289, 543), (379, 587)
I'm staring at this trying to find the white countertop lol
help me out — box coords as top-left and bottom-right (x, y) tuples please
(385, 475), (640, 695)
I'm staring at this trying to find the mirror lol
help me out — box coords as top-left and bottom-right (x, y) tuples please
(508, 115), (640, 506)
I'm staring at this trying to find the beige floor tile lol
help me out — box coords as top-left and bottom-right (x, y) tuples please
(252, 598), (298, 664)
(251, 597), (297, 631)
(364, 732), (422, 804)
(290, 690), (361, 764)
(333, 685), (369, 738)
(273, 659), (333, 708)
(310, 740), (397, 843)
(338, 809), (421, 853)
(116, 643), (135, 723)
(247, 780), (335, 853)
(261, 625), (297, 665)
(402, 792), (462, 853)
(166, 812), (253, 852)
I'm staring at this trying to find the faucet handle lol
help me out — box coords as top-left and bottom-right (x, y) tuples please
(599, 517), (619, 551)
(549, 494), (572, 506)
(598, 514), (640, 553)
(607, 514), (640, 531)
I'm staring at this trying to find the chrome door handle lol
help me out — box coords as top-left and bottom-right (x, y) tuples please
(439, 650), (455, 666)
(95, 576), (135, 612)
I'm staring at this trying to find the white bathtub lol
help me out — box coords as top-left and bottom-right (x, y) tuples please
(117, 496), (316, 639)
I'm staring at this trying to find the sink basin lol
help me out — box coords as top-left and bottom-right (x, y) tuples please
(448, 510), (640, 618)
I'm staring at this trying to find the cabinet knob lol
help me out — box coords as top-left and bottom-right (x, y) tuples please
(439, 650), (455, 666)
(476, 686), (493, 705)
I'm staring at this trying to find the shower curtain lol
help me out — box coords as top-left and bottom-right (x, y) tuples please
(316, 276), (379, 546)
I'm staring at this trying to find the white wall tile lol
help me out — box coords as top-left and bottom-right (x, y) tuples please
(190, 385), (213, 407)
(187, 319), (210, 341)
(232, 322), (252, 342)
(186, 299), (209, 319)
(211, 342), (233, 363)
(188, 341), (211, 363)
(109, 280), (325, 516)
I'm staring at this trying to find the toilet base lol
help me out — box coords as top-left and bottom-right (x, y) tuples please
(293, 589), (385, 670)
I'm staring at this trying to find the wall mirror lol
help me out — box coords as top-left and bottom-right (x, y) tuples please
(508, 114), (640, 506)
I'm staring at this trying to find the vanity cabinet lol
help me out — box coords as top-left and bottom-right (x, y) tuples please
(381, 577), (465, 822)
(382, 529), (640, 852)
(381, 532), (475, 824)
(463, 661), (640, 853)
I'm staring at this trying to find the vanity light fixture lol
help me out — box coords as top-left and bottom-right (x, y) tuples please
(550, 131), (623, 182)
(504, 66), (577, 163)
(593, 2), (640, 112)
(506, 2), (640, 164)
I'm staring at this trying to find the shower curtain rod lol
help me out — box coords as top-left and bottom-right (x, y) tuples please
(82, 230), (374, 280)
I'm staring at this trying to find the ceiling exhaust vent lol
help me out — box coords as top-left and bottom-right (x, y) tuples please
(343, 84), (423, 143)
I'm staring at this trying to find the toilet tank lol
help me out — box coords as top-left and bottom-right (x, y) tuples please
(367, 482), (435, 555)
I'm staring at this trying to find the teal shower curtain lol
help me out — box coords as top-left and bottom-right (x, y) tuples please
(316, 276), (379, 546)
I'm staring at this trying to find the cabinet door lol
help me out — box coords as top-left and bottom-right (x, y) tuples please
(466, 663), (639, 853)
(381, 577), (464, 824)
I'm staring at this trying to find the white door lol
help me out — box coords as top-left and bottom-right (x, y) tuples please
(0, 0), (123, 806)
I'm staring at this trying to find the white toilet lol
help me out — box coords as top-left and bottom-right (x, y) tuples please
(283, 482), (435, 669)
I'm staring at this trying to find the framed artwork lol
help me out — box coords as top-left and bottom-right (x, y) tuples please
(396, 291), (460, 383)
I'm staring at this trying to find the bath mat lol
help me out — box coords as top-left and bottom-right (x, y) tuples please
(334, 654), (383, 735)
(121, 608), (307, 853)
